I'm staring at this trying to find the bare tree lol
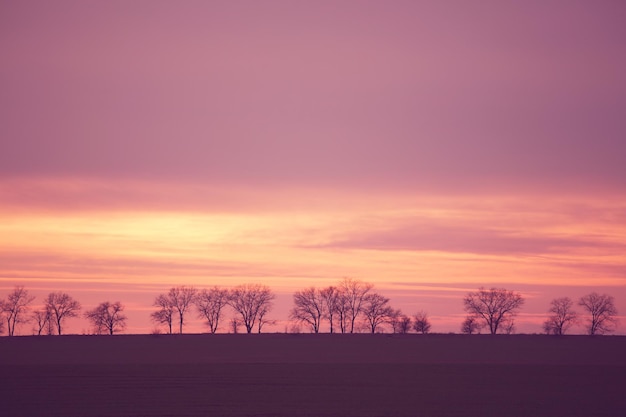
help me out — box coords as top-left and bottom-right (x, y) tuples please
(362, 293), (394, 333)
(1, 286), (35, 336)
(319, 286), (339, 333)
(44, 292), (81, 335)
(398, 315), (412, 334)
(543, 297), (578, 335)
(290, 287), (325, 333)
(334, 290), (351, 333)
(151, 294), (175, 334)
(32, 309), (54, 335)
(578, 292), (618, 335)
(501, 318), (516, 334)
(338, 278), (373, 333)
(228, 283), (275, 334)
(195, 287), (229, 333)
(168, 286), (197, 334)
(229, 317), (241, 334)
(413, 311), (431, 334)
(463, 287), (524, 335)
(85, 301), (127, 335)
(461, 315), (483, 334)
(388, 309), (403, 333)
(257, 305), (276, 333)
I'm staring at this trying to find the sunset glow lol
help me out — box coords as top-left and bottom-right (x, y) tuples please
(1, 1), (625, 335)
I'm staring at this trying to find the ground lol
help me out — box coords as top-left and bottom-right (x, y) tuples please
(1, 333), (625, 417)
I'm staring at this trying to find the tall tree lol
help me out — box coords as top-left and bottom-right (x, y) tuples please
(85, 301), (127, 335)
(44, 292), (81, 335)
(338, 278), (373, 333)
(362, 293), (394, 333)
(463, 287), (524, 335)
(32, 309), (54, 335)
(256, 304), (275, 334)
(1, 286), (35, 336)
(290, 287), (325, 333)
(151, 294), (175, 334)
(319, 286), (340, 333)
(578, 292), (618, 335)
(543, 297), (578, 335)
(228, 283), (275, 333)
(168, 286), (197, 334)
(195, 287), (229, 333)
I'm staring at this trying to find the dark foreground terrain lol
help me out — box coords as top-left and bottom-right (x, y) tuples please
(1, 333), (625, 417)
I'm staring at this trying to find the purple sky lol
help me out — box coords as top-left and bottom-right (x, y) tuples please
(1, 1), (625, 334)
(2, 1), (625, 192)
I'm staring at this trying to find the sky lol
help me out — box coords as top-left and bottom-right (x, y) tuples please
(1, 1), (625, 335)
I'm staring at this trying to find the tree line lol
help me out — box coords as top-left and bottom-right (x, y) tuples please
(289, 277), (432, 334)
(0, 283), (620, 336)
(150, 283), (275, 334)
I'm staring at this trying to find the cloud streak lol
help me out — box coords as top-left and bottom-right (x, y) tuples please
(317, 222), (625, 256)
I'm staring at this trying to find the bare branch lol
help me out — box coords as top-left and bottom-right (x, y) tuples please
(195, 287), (229, 333)
(290, 287), (325, 333)
(169, 286), (197, 334)
(228, 284), (275, 333)
(1, 286), (35, 336)
(412, 311), (431, 334)
(151, 294), (175, 334)
(338, 278), (373, 333)
(463, 288), (524, 335)
(461, 315), (484, 334)
(578, 292), (618, 335)
(543, 297), (578, 335)
(319, 286), (339, 333)
(32, 309), (54, 335)
(44, 292), (81, 335)
(362, 292), (394, 333)
(85, 301), (127, 335)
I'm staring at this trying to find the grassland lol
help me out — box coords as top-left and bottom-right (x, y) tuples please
(1, 333), (625, 417)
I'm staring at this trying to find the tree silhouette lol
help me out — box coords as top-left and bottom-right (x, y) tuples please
(319, 286), (340, 333)
(151, 294), (175, 334)
(461, 315), (483, 334)
(150, 286), (197, 334)
(256, 305), (275, 334)
(578, 292), (618, 335)
(32, 309), (54, 335)
(229, 317), (241, 334)
(44, 292), (81, 335)
(334, 290), (351, 333)
(1, 286), (35, 336)
(463, 287), (524, 335)
(412, 311), (431, 334)
(543, 297), (578, 335)
(338, 278), (373, 333)
(228, 284), (275, 333)
(195, 287), (229, 333)
(168, 286), (197, 334)
(362, 293), (393, 333)
(388, 309), (403, 333)
(398, 314), (412, 334)
(290, 287), (325, 333)
(85, 301), (127, 335)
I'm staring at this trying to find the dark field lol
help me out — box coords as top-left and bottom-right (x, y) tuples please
(1, 334), (625, 417)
